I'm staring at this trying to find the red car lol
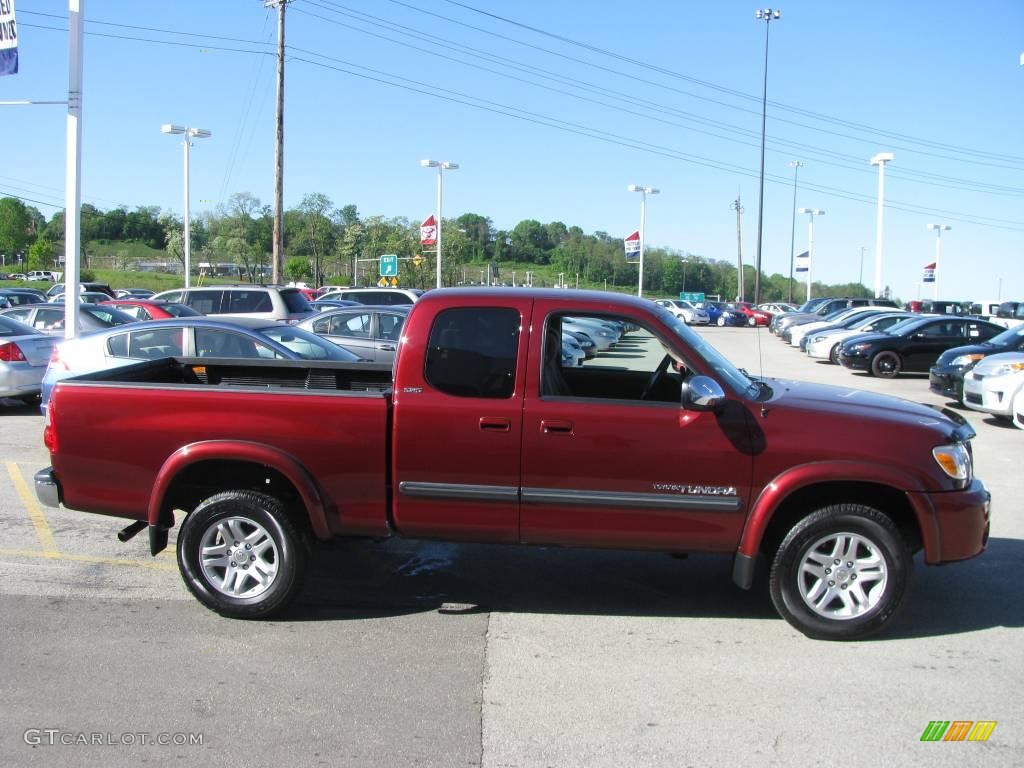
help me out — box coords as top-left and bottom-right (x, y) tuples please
(99, 299), (203, 321)
(728, 302), (774, 327)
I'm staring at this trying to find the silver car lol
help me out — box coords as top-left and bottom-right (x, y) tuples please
(655, 299), (710, 325)
(962, 351), (1024, 422)
(298, 306), (410, 363)
(0, 315), (59, 405)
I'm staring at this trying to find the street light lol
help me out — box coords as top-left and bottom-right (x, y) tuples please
(798, 208), (823, 302)
(870, 152), (894, 298)
(628, 184), (660, 297)
(752, 7), (781, 305)
(787, 160), (803, 304)
(927, 223), (950, 300)
(420, 159), (458, 289)
(161, 124), (212, 289)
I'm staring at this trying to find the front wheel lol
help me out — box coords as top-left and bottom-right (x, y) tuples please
(829, 343), (841, 365)
(177, 490), (307, 618)
(870, 351), (902, 378)
(716, 316), (726, 327)
(769, 504), (911, 640)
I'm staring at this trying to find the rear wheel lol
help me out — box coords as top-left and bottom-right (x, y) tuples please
(177, 490), (307, 618)
(769, 504), (910, 640)
(870, 351), (902, 378)
(716, 316), (726, 327)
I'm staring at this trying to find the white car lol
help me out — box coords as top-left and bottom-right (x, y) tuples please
(805, 312), (916, 363)
(789, 305), (888, 348)
(962, 351), (1024, 421)
(654, 299), (710, 325)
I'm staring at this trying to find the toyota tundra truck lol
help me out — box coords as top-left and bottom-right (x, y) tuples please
(34, 288), (990, 640)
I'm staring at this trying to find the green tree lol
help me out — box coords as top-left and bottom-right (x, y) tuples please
(26, 239), (53, 271)
(284, 256), (311, 282)
(298, 193), (334, 286)
(0, 197), (33, 258)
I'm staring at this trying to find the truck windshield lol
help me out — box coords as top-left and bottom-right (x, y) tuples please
(658, 310), (759, 398)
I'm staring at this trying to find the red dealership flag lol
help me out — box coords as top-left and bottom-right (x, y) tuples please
(923, 262), (936, 283)
(624, 230), (640, 260)
(420, 215), (437, 246)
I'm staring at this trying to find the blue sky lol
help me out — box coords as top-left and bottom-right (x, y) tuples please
(2, 0), (1023, 302)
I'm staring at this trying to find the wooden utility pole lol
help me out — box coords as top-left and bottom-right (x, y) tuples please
(266, 0), (291, 285)
(730, 195), (744, 301)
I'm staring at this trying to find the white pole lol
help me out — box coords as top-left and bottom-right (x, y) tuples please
(435, 166), (443, 289)
(871, 153), (893, 299)
(63, 0), (84, 339)
(637, 190), (646, 297)
(806, 214), (814, 302)
(933, 228), (941, 301)
(183, 136), (192, 289)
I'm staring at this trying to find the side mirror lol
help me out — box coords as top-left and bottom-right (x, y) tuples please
(681, 375), (725, 413)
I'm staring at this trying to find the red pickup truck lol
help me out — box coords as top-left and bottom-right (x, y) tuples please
(35, 289), (990, 640)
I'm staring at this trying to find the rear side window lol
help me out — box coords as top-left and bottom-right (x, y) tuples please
(186, 290), (223, 315)
(424, 308), (520, 398)
(226, 291), (273, 313)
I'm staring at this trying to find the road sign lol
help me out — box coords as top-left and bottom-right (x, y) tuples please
(412, 255), (425, 267)
(377, 277), (389, 287)
(380, 254), (398, 277)
(679, 292), (705, 302)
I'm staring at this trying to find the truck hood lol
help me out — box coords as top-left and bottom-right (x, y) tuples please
(763, 377), (974, 442)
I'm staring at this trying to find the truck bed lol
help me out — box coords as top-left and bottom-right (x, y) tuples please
(48, 357), (395, 537)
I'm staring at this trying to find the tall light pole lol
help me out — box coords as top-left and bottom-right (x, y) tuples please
(787, 160), (803, 304)
(870, 152), (894, 298)
(859, 245), (866, 287)
(753, 7), (781, 305)
(628, 184), (659, 297)
(421, 159), (458, 289)
(730, 195), (744, 301)
(798, 208), (823, 302)
(927, 223), (950, 301)
(161, 124), (212, 289)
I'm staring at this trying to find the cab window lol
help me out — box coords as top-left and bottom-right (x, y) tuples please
(424, 308), (519, 398)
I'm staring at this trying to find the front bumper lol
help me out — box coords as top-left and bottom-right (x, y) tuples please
(838, 351), (871, 371)
(963, 374), (1017, 417)
(34, 467), (61, 509)
(913, 479), (990, 564)
(928, 368), (964, 400)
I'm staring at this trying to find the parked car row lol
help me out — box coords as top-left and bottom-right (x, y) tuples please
(760, 296), (1022, 431)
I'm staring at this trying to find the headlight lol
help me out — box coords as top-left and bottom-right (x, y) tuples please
(950, 353), (985, 367)
(932, 443), (971, 483)
(990, 361), (1024, 376)
(811, 335), (826, 344)
(848, 342), (872, 353)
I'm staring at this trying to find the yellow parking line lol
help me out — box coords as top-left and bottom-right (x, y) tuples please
(0, 548), (178, 573)
(6, 461), (57, 553)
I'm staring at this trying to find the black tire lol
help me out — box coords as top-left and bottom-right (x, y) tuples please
(870, 351), (902, 378)
(17, 393), (41, 406)
(177, 490), (307, 618)
(769, 504), (911, 640)
(829, 343), (841, 365)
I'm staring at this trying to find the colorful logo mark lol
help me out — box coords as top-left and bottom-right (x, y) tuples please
(920, 721), (997, 742)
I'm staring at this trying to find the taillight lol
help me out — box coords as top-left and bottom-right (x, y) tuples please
(0, 341), (27, 362)
(49, 344), (68, 371)
(43, 398), (57, 454)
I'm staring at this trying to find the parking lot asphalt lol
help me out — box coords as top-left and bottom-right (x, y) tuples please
(0, 326), (1021, 767)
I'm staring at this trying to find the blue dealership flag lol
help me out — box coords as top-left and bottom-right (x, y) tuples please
(0, 0), (17, 76)
(794, 251), (809, 273)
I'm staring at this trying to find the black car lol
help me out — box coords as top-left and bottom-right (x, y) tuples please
(837, 316), (1004, 378)
(929, 324), (1024, 400)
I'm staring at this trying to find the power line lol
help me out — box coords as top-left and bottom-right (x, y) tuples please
(437, 0), (1024, 166)
(299, 2), (1024, 198)
(19, 17), (1024, 231)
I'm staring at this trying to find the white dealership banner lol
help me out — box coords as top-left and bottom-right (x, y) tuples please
(922, 262), (936, 283)
(420, 214), (437, 246)
(624, 230), (640, 261)
(0, 0), (17, 76)
(794, 251), (810, 273)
